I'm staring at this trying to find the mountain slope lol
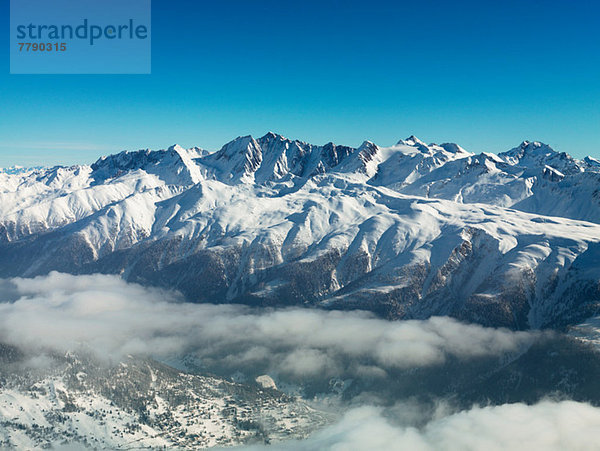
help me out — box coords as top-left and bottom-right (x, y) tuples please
(0, 348), (330, 449)
(1, 133), (599, 329)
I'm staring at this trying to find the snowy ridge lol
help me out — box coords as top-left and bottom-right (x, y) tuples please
(1, 133), (599, 329)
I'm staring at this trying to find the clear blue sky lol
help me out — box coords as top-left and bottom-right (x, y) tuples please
(1, 0), (599, 167)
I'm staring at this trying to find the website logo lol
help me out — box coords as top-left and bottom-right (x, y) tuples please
(10, 0), (151, 74)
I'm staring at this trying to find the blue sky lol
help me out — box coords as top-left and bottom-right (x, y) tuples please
(1, 0), (599, 167)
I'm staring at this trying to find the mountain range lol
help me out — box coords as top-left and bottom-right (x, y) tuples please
(2, 133), (600, 329)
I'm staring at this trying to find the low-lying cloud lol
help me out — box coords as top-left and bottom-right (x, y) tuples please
(241, 400), (600, 451)
(2, 272), (597, 450)
(0, 272), (537, 380)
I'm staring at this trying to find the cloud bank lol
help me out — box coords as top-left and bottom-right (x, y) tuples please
(0, 272), (537, 379)
(242, 401), (600, 451)
(2, 272), (599, 451)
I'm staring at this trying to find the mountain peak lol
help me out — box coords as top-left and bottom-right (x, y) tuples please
(209, 135), (262, 182)
(358, 140), (377, 150)
(520, 140), (546, 150)
(403, 135), (426, 145)
(260, 131), (286, 142)
(90, 147), (203, 186)
(439, 142), (468, 154)
(215, 135), (259, 158)
(167, 144), (186, 153)
(397, 135), (429, 152)
(500, 141), (556, 162)
(231, 134), (255, 144)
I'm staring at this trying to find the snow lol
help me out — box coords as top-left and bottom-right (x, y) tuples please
(1, 134), (600, 328)
(3, 135), (594, 248)
(2, 133), (600, 446)
(0, 357), (332, 449)
(0, 376), (172, 449)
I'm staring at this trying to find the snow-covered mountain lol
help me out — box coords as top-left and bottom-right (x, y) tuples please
(1, 133), (600, 329)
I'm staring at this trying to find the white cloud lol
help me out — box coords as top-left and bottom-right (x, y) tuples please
(241, 401), (600, 451)
(0, 272), (538, 377)
(1, 272), (596, 451)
